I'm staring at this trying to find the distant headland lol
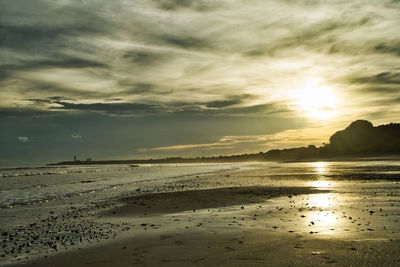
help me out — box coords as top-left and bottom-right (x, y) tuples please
(50, 120), (400, 165)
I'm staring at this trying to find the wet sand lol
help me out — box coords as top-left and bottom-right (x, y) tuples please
(16, 229), (400, 266)
(6, 164), (400, 266)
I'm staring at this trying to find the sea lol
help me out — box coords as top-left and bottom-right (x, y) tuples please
(0, 163), (240, 209)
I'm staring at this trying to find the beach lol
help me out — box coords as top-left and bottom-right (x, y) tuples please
(2, 161), (400, 266)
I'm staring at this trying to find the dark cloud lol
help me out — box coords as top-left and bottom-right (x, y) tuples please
(117, 83), (174, 96)
(17, 96), (289, 118)
(19, 58), (107, 69)
(0, 23), (65, 49)
(161, 35), (212, 50)
(0, 58), (107, 80)
(173, 102), (291, 117)
(205, 95), (252, 108)
(17, 83), (108, 99)
(128, 83), (157, 94)
(0, 22), (104, 53)
(0, 69), (8, 81)
(224, 103), (291, 116)
(48, 96), (68, 101)
(361, 95), (400, 111)
(51, 101), (160, 115)
(61, 100), (288, 117)
(351, 72), (400, 85)
(243, 16), (374, 57)
(122, 51), (165, 66)
(155, 0), (215, 11)
(357, 86), (400, 95)
(374, 43), (400, 56)
(0, 107), (54, 118)
(205, 99), (241, 108)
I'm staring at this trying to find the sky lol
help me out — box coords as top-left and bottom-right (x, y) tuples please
(0, 0), (399, 166)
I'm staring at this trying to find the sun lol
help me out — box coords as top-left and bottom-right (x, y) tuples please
(294, 82), (338, 120)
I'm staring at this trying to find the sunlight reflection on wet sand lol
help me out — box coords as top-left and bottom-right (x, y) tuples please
(262, 161), (400, 241)
(310, 180), (333, 190)
(307, 193), (336, 208)
(304, 193), (342, 235)
(305, 162), (343, 235)
(311, 161), (329, 175)
(309, 162), (336, 189)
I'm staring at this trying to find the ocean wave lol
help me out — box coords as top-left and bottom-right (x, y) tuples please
(0, 166), (140, 178)
(0, 163), (239, 208)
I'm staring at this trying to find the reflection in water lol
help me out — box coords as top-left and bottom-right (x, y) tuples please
(307, 193), (335, 208)
(311, 161), (329, 175)
(310, 162), (334, 190)
(310, 180), (332, 189)
(304, 193), (341, 235)
(308, 211), (338, 234)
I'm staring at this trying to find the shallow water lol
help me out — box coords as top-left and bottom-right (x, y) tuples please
(253, 160), (400, 241)
(0, 163), (241, 208)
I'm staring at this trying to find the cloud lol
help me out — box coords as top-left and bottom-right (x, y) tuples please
(350, 72), (400, 85)
(242, 17), (374, 57)
(1, 0), (400, 165)
(374, 43), (400, 56)
(17, 136), (28, 142)
(356, 86), (400, 95)
(51, 101), (160, 115)
(0, 23), (66, 50)
(122, 51), (166, 66)
(159, 35), (213, 50)
(155, 0), (216, 11)
(138, 126), (331, 154)
(71, 133), (82, 139)
(1, 0), (399, 118)
(138, 142), (222, 152)
(3, 58), (107, 72)
(204, 95), (251, 108)
(0, 108), (54, 118)
(17, 96), (290, 117)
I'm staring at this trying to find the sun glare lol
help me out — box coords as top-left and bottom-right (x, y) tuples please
(311, 180), (331, 189)
(294, 81), (338, 120)
(307, 193), (335, 208)
(312, 161), (328, 174)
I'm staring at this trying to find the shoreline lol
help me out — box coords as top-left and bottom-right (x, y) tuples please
(48, 154), (400, 166)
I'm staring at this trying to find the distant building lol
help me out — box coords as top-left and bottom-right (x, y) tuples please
(86, 158), (92, 162)
(74, 155), (77, 162)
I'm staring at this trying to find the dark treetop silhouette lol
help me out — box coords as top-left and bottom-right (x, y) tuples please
(263, 120), (400, 161)
(52, 120), (400, 165)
